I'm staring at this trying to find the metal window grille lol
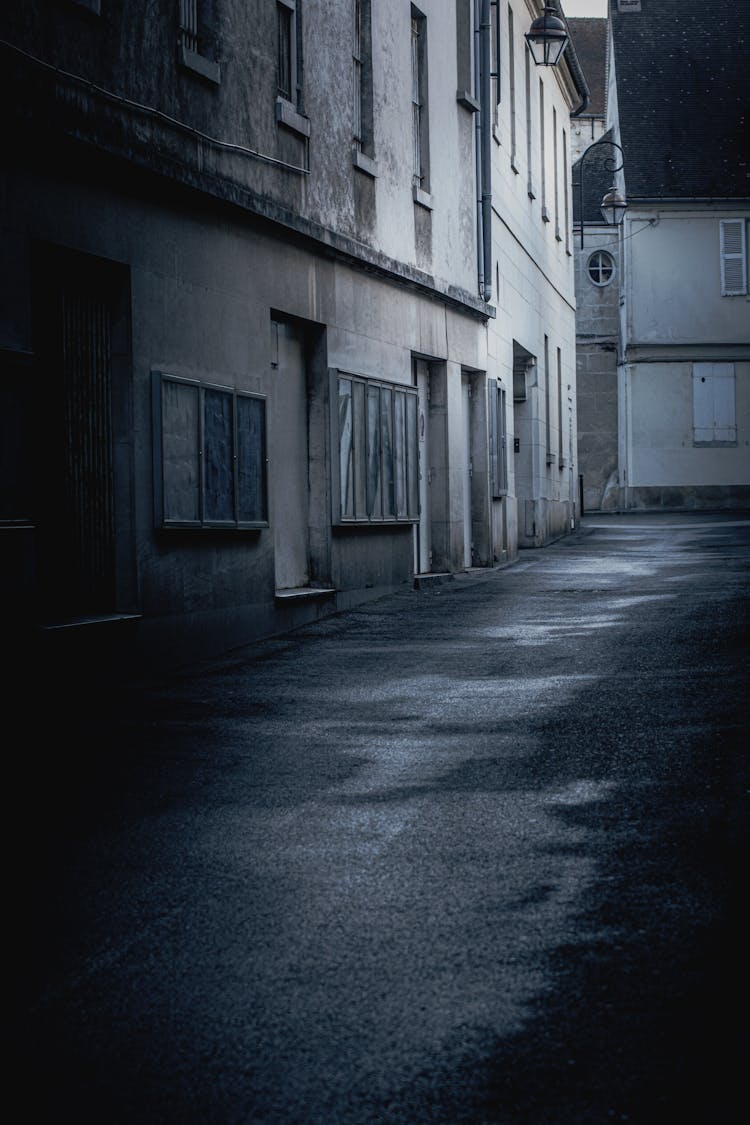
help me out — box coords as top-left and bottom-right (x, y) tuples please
(179, 0), (199, 53)
(278, 4), (293, 100)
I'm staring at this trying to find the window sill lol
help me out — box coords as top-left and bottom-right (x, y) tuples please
(334, 518), (419, 529)
(457, 90), (480, 113)
(555, 229), (562, 242)
(276, 97), (311, 138)
(511, 158), (519, 176)
(493, 122), (502, 145)
(528, 185), (536, 200)
(39, 613), (142, 631)
(413, 184), (433, 210)
(541, 206), (551, 223)
(275, 587), (336, 603)
(353, 148), (377, 178)
(178, 44), (221, 85)
(158, 521), (268, 531)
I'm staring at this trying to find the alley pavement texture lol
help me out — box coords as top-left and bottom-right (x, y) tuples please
(14, 513), (750, 1124)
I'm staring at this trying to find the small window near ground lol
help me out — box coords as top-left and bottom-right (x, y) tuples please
(334, 371), (419, 524)
(587, 250), (615, 286)
(154, 373), (267, 528)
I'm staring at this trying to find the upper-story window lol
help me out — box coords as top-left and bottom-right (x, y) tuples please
(353, 0), (376, 174)
(525, 46), (534, 198)
(562, 127), (570, 253)
(178, 0), (221, 84)
(411, 7), (431, 205)
(276, 0), (310, 137)
(456, 0), (479, 111)
(277, 0), (298, 102)
(588, 250), (615, 286)
(491, 0), (501, 131)
(539, 77), (548, 221)
(508, 5), (517, 172)
(720, 219), (748, 296)
(553, 106), (561, 240)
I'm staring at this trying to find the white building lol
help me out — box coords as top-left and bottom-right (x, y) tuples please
(572, 1), (750, 513)
(0, 1), (587, 671)
(488, 0), (588, 548)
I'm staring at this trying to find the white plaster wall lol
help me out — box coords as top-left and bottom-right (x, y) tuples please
(625, 210), (750, 346)
(488, 0), (579, 538)
(570, 116), (607, 164)
(371, 0), (477, 296)
(626, 361), (750, 487)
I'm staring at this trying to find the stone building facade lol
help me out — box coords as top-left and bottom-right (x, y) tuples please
(1, 1), (587, 670)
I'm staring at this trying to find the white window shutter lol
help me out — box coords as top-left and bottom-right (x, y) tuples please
(693, 362), (736, 443)
(693, 363), (714, 442)
(712, 363), (737, 442)
(720, 219), (747, 296)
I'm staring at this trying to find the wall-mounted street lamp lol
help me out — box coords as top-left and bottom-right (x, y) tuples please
(525, 2), (569, 67)
(576, 138), (628, 248)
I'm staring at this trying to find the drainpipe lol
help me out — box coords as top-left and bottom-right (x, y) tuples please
(479, 0), (493, 301)
(474, 0), (486, 299)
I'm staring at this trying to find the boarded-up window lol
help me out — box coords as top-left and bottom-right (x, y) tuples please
(693, 363), (736, 444)
(720, 219), (747, 296)
(154, 373), (267, 528)
(334, 371), (418, 523)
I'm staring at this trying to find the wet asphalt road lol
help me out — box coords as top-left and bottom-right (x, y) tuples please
(13, 513), (750, 1124)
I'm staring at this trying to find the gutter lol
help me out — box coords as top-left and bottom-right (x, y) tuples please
(479, 0), (493, 301)
(559, 6), (590, 117)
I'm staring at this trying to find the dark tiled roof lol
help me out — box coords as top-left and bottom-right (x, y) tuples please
(567, 18), (608, 118)
(572, 127), (619, 224)
(611, 0), (750, 199)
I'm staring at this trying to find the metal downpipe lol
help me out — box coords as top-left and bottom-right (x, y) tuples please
(479, 0), (492, 302)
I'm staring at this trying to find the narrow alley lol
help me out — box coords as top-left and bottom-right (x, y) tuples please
(14, 512), (749, 1124)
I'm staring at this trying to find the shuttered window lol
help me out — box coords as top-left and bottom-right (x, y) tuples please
(720, 219), (747, 296)
(693, 363), (736, 444)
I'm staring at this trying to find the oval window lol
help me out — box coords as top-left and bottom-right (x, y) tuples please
(587, 250), (615, 286)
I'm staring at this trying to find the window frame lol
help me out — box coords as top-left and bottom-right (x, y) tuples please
(488, 379), (508, 498)
(539, 76), (548, 221)
(153, 372), (268, 531)
(276, 0), (310, 136)
(331, 369), (420, 526)
(177, 0), (221, 85)
(456, 0), (479, 112)
(587, 249), (616, 286)
(557, 346), (566, 467)
(692, 362), (737, 446)
(353, 0), (376, 172)
(411, 6), (431, 200)
(719, 218), (748, 296)
(508, 5), (518, 172)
